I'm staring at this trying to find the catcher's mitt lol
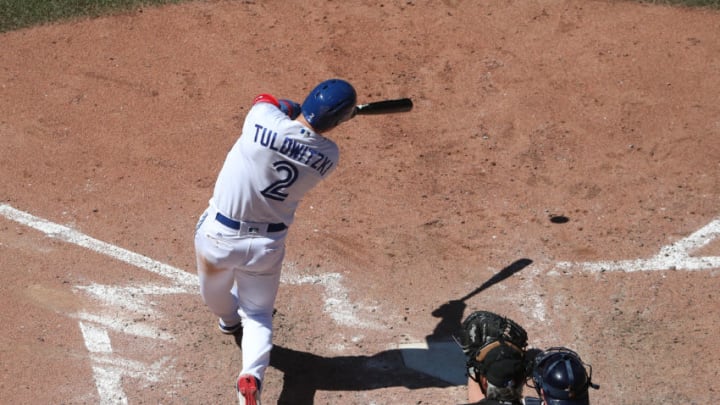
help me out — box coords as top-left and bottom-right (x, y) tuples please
(455, 310), (528, 367)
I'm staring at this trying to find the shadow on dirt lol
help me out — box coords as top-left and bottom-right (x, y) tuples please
(428, 258), (533, 340)
(236, 258), (532, 404)
(268, 345), (453, 404)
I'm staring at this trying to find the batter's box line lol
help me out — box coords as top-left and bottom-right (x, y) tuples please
(553, 217), (720, 273)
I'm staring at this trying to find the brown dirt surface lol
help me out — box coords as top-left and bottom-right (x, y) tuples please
(2, 0), (720, 404)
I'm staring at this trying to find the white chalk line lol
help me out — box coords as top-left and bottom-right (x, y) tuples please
(554, 217), (720, 273)
(281, 270), (382, 329)
(88, 354), (172, 405)
(514, 216), (720, 340)
(520, 265), (547, 323)
(75, 283), (191, 315)
(0, 203), (379, 402)
(79, 322), (113, 353)
(0, 203), (196, 287)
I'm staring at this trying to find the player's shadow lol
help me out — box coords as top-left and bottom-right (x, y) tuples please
(427, 258), (533, 340)
(267, 344), (453, 404)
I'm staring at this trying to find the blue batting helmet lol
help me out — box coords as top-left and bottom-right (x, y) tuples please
(301, 79), (357, 132)
(530, 347), (599, 405)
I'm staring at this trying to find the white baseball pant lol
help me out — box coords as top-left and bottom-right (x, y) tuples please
(194, 206), (287, 382)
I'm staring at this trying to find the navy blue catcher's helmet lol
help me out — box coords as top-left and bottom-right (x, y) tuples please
(530, 347), (599, 405)
(301, 79), (357, 132)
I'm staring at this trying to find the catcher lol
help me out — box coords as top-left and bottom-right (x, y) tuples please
(454, 310), (531, 405)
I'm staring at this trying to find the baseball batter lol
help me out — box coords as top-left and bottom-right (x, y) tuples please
(194, 79), (358, 405)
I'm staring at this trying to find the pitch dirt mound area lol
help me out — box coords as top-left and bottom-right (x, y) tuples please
(2, 1), (719, 403)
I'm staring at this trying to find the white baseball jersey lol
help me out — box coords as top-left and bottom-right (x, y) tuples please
(211, 99), (339, 226)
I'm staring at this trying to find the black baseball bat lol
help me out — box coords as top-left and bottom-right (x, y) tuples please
(354, 98), (413, 116)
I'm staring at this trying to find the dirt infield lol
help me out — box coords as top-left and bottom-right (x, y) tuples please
(1, 1), (719, 403)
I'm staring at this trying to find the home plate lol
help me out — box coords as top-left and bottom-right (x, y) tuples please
(398, 339), (467, 385)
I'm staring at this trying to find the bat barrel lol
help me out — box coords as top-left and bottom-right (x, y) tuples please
(355, 98), (413, 115)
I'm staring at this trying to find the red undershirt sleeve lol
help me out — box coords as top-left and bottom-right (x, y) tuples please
(253, 93), (280, 107)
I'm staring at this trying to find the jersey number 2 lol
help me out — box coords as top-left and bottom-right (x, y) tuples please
(261, 161), (299, 201)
